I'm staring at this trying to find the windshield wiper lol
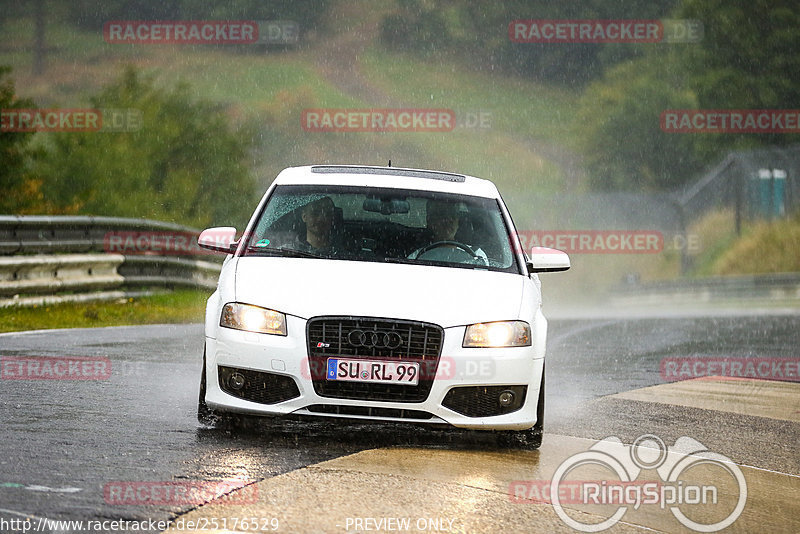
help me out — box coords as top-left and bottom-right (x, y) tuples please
(380, 257), (419, 265)
(245, 246), (323, 259)
(381, 257), (485, 269)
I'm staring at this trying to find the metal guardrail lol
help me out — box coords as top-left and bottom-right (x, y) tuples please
(0, 216), (223, 307)
(119, 256), (222, 290)
(611, 273), (800, 306)
(0, 215), (200, 255)
(0, 254), (124, 296)
(3, 216), (798, 309)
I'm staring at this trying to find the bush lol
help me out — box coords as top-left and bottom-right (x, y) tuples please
(32, 66), (257, 228)
(0, 66), (42, 213)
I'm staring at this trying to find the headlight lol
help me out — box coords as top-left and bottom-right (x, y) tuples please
(220, 302), (287, 335)
(463, 321), (530, 348)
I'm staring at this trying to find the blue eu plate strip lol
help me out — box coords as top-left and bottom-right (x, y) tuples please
(327, 359), (338, 379)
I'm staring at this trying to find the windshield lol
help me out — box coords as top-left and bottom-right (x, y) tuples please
(241, 185), (518, 272)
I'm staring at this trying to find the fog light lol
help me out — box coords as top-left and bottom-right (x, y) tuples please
(229, 372), (246, 390)
(498, 390), (515, 406)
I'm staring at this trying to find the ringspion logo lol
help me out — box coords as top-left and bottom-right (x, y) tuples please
(545, 434), (746, 532)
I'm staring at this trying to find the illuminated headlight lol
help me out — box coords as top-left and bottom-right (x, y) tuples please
(463, 321), (530, 348)
(220, 302), (287, 336)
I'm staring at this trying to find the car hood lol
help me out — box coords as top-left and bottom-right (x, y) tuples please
(233, 257), (526, 327)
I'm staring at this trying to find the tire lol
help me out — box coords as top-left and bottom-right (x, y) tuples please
(527, 370), (545, 448)
(197, 347), (217, 425)
(197, 347), (248, 428)
(498, 368), (544, 449)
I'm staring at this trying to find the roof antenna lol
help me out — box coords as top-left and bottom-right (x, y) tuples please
(388, 159), (392, 167)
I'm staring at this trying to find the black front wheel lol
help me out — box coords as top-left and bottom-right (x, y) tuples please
(197, 347), (244, 427)
(197, 347), (217, 425)
(497, 369), (544, 449)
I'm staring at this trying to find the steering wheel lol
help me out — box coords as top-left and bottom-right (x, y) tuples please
(416, 240), (487, 265)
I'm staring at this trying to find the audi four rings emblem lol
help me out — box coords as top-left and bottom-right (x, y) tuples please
(347, 330), (403, 349)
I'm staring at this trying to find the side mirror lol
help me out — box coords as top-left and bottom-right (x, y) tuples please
(526, 247), (570, 273)
(198, 227), (238, 254)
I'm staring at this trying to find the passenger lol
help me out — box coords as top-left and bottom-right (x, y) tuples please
(296, 196), (355, 253)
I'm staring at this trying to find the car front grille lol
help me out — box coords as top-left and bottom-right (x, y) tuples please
(218, 366), (300, 405)
(306, 316), (444, 402)
(442, 385), (527, 417)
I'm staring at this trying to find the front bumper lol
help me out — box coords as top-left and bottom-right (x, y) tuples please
(204, 314), (545, 430)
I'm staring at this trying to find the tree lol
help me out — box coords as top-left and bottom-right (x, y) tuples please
(0, 66), (42, 213)
(576, 0), (800, 191)
(576, 54), (704, 191)
(68, 0), (331, 34)
(32, 66), (257, 227)
(379, 0), (679, 86)
(32, 0), (46, 75)
(677, 0), (800, 158)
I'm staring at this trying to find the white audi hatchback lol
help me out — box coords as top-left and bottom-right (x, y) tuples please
(197, 165), (569, 447)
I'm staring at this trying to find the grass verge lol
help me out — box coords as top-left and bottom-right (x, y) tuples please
(0, 289), (209, 333)
(712, 214), (800, 275)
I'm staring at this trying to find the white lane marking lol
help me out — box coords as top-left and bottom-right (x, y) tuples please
(25, 485), (82, 493)
(1, 482), (82, 493)
(0, 323), (202, 337)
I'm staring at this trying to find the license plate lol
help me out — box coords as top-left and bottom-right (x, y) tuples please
(326, 358), (420, 385)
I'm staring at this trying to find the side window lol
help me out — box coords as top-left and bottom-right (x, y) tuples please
(251, 194), (315, 247)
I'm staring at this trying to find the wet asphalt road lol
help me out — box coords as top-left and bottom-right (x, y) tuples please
(0, 313), (798, 532)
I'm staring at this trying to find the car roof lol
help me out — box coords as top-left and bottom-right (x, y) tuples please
(273, 165), (501, 199)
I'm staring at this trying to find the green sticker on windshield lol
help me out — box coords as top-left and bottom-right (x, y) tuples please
(254, 239), (271, 247)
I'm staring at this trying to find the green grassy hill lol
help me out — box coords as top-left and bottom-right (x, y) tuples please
(4, 4), (794, 303)
(2, 8), (576, 197)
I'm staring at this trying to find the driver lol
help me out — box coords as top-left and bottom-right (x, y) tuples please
(408, 199), (487, 262)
